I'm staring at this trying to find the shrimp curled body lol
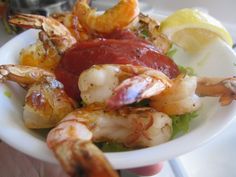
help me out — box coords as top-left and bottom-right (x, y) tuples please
(0, 65), (75, 128)
(9, 13), (77, 71)
(150, 75), (201, 115)
(78, 64), (172, 108)
(73, 0), (140, 33)
(47, 104), (172, 176)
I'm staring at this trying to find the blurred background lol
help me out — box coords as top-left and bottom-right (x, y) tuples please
(0, 0), (235, 37)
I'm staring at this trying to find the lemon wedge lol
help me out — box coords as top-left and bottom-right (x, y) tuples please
(160, 8), (233, 52)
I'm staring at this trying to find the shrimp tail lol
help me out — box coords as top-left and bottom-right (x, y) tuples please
(51, 140), (119, 177)
(196, 77), (236, 105)
(0, 64), (54, 85)
(9, 13), (45, 29)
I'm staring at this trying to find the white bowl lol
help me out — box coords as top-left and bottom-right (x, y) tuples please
(0, 29), (236, 169)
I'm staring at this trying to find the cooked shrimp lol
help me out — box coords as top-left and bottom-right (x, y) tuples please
(0, 65), (75, 128)
(196, 77), (236, 106)
(150, 75), (201, 115)
(78, 64), (172, 108)
(9, 13), (76, 54)
(47, 104), (172, 176)
(9, 13), (76, 70)
(19, 39), (61, 71)
(51, 12), (90, 42)
(132, 13), (172, 54)
(150, 75), (236, 115)
(0, 64), (54, 85)
(79, 64), (236, 115)
(73, 0), (140, 33)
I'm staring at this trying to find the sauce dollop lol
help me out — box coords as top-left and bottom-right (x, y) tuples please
(56, 30), (179, 100)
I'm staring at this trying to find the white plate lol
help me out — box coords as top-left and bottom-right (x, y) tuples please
(0, 29), (236, 170)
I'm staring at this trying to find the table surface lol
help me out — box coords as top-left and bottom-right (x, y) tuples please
(0, 2), (236, 177)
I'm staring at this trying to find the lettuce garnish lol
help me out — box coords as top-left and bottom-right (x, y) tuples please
(171, 111), (198, 138)
(96, 142), (132, 152)
(166, 47), (178, 58)
(178, 65), (196, 76)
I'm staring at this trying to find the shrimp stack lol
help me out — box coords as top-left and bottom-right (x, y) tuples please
(2, 0), (236, 177)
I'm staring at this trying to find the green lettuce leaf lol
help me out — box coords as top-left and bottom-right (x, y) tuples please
(171, 111), (198, 138)
(96, 142), (132, 152)
(178, 65), (196, 76)
(166, 48), (178, 58)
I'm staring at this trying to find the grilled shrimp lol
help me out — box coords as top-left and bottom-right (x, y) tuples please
(79, 64), (200, 115)
(151, 75), (236, 115)
(47, 104), (172, 177)
(73, 0), (140, 33)
(0, 65), (75, 128)
(18, 39), (61, 71)
(150, 75), (201, 115)
(79, 64), (236, 115)
(132, 13), (172, 54)
(9, 13), (76, 54)
(78, 64), (172, 108)
(51, 12), (90, 42)
(9, 13), (76, 70)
